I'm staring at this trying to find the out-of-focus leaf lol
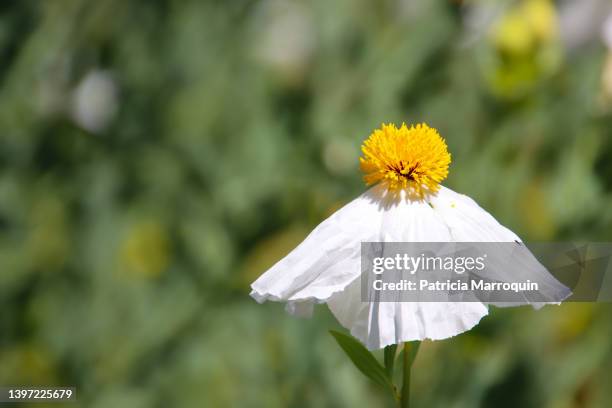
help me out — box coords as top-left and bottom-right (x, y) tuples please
(329, 330), (393, 393)
(384, 344), (397, 378)
(397, 341), (421, 369)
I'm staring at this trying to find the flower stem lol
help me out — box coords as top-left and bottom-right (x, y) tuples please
(400, 342), (412, 408)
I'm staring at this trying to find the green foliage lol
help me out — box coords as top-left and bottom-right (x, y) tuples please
(330, 330), (395, 395)
(398, 341), (421, 371)
(330, 332), (423, 406)
(384, 344), (398, 378)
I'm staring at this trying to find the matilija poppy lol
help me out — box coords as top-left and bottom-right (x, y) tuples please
(250, 123), (570, 350)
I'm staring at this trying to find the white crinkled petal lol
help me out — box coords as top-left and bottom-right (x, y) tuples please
(250, 184), (451, 306)
(327, 267), (489, 350)
(325, 189), (488, 349)
(429, 186), (571, 308)
(250, 184), (387, 307)
(429, 186), (521, 242)
(250, 184), (569, 349)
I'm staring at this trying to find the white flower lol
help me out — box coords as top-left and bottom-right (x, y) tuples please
(71, 70), (118, 134)
(250, 123), (570, 350)
(252, 1), (315, 84)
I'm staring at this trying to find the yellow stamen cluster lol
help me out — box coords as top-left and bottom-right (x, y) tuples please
(359, 123), (451, 196)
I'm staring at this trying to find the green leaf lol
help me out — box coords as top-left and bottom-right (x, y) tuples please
(330, 330), (394, 392)
(384, 344), (398, 377)
(398, 341), (421, 369)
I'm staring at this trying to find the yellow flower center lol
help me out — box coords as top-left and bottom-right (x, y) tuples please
(359, 123), (451, 196)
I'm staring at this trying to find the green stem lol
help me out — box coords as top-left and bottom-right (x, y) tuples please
(400, 342), (412, 408)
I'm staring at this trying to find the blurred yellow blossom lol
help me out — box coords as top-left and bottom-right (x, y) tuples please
(523, 0), (557, 43)
(492, 0), (557, 55)
(552, 304), (595, 344)
(120, 221), (171, 278)
(0, 344), (56, 385)
(493, 11), (535, 56)
(487, 0), (560, 99)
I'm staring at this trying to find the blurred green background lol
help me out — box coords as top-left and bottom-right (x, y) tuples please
(1, 0), (612, 407)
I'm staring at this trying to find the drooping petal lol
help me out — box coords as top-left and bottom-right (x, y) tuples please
(324, 190), (488, 349)
(250, 184), (449, 308)
(429, 186), (571, 307)
(326, 263), (489, 350)
(429, 186), (521, 242)
(250, 184), (386, 309)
